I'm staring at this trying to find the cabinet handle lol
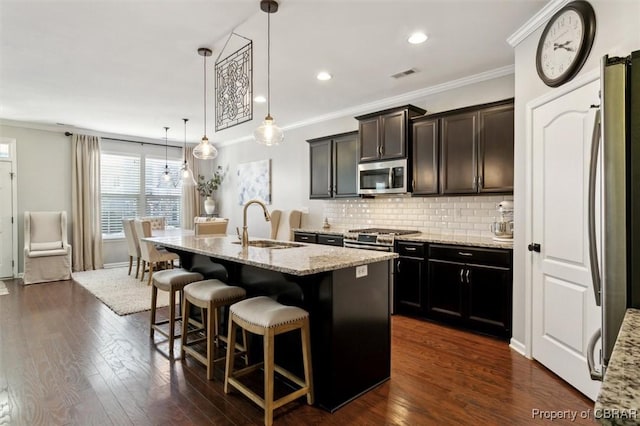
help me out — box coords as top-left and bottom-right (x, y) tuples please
(466, 269), (471, 284)
(333, 185), (337, 193)
(459, 268), (464, 283)
(458, 252), (473, 257)
(397, 260), (401, 272)
(479, 176), (483, 189)
(472, 176), (477, 188)
(326, 239), (335, 243)
(328, 186), (331, 195)
(300, 236), (309, 240)
(405, 247), (417, 251)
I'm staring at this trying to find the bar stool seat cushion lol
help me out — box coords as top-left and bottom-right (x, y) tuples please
(231, 296), (308, 328)
(185, 279), (246, 304)
(153, 269), (203, 291)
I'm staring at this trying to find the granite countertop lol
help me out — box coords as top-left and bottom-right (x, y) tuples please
(594, 308), (640, 425)
(294, 228), (513, 249)
(143, 234), (397, 276)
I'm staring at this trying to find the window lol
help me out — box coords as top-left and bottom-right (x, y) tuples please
(100, 140), (183, 237)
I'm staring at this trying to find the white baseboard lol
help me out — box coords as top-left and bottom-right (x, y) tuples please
(509, 338), (528, 358)
(104, 262), (129, 269)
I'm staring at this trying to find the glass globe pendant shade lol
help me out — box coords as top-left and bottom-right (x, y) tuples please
(253, 115), (284, 146)
(193, 135), (218, 160)
(181, 161), (197, 186)
(162, 166), (172, 182)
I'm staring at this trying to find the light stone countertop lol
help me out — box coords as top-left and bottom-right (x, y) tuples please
(594, 308), (640, 425)
(294, 228), (513, 249)
(143, 234), (397, 276)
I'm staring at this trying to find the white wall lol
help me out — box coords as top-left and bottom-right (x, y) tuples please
(511, 0), (640, 350)
(214, 74), (515, 239)
(0, 124), (72, 272)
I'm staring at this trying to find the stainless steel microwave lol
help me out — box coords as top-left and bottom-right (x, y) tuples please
(358, 159), (408, 195)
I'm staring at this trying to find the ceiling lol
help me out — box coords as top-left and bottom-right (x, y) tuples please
(0, 0), (545, 146)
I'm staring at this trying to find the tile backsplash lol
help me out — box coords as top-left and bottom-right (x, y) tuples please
(322, 194), (513, 238)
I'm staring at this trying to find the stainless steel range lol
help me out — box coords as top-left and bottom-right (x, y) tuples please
(344, 228), (420, 252)
(344, 228), (420, 315)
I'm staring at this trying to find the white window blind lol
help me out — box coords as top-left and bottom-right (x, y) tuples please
(100, 141), (182, 236)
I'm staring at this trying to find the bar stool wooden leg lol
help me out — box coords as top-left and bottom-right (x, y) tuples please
(150, 285), (158, 338)
(168, 288), (176, 355)
(207, 304), (216, 380)
(264, 330), (275, 426)
(181, 296), (190, 360)
(301, 319), (314, 405)
(224, 315), (237, 394)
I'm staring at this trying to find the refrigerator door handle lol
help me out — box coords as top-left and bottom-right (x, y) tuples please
(588, 108), (602, 307)
(587, 328), (603, 381)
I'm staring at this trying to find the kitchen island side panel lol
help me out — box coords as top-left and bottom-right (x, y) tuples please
(313, 260), (391, 412)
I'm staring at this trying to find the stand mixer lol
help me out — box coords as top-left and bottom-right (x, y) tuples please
(491, 201), (514, 242)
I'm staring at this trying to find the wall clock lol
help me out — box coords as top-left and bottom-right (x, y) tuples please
(536, 0), (596, 87)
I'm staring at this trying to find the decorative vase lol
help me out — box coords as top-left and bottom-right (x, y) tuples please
(204, 197), (216, 215)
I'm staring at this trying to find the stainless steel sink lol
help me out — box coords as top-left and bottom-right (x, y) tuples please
(231, 240), (303, 249)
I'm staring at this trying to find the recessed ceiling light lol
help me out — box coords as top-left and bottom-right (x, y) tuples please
(316, 71), (332, 81)
(408, 32), (428, 44)
(254, 95), (266, 103)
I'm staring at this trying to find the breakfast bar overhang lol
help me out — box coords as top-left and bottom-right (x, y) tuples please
(144, 234), (398, 412)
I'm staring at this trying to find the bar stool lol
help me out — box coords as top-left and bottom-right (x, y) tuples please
(224, 296), (313, 426)
(181, 279), (247, 380)
(150, 269), (204, 356)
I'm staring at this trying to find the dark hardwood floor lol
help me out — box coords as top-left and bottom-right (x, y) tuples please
(0, 277), (595, 425)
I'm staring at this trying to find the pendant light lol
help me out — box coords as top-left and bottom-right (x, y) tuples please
(180, 118), (197, 185)
(162, 126), (172, 183)
(193, 47), (218, 160)
(253, 0), (284, 146)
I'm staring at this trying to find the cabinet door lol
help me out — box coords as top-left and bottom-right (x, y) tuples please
(394, 257), (425, 315)
(380, 110), (406, 159)
(440, 111), (477, 194)
(426, 259), (464, 321)
(412, 118), (439, 195)
(466, 264), (512, 338)
(333, 134), (359, 197)
(478, 104), (514, 193)
(309, 140), (332, 199)
(358, 117), (380, 162)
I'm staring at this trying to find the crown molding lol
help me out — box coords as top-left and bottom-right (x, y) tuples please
(506, 0), (571, 47)
(0, 118), (184, 147)
(216, 65), (515, 147)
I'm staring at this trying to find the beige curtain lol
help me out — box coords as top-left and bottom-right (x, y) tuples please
(71, 134), (104, 271)
(181, 145), (202, 229)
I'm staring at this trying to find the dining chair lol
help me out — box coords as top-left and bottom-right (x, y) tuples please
(270, 209), (302, 241)
(134, 219), (179, 285)
(195, 219), (229, 235)
(138, 216), (166, 231)
(122, 219), (141, 278)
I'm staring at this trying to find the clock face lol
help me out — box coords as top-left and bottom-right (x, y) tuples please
(539, 10), (584, 80)
(536, 1), (596, 87)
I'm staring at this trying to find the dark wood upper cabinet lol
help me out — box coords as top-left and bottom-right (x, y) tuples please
(435, 99), (514, 195)
(307, 131), (359, 199)
(412, 118), (439, 195)
(356, 105), (426, 163)
(440, 111), (478, 194)
(478, 103), (514, 193)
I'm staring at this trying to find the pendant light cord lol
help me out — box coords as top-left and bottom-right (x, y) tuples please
(183, 118), (188, 163)
(164, 126), (169, 167)
(203, 54), (207, 136)
(267, 8), (271, 117)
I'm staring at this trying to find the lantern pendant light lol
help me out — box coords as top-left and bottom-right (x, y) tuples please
(180, 118), (197, 185)
(254, 0), (284, 146)
(162, 126), (172, 183)
(193, 47), (218, 160)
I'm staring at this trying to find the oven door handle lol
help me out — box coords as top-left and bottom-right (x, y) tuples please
(344, 242), (392, 252)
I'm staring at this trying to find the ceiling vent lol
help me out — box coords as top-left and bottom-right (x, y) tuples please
(391, 68), (418, 79)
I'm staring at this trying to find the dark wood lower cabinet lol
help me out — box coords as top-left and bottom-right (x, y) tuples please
(394, 241), (427, 316)
(425, 244), (512, 339)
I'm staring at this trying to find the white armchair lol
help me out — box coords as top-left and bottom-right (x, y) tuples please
(23, 211), (72, 285)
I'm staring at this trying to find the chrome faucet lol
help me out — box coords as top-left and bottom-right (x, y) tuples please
(241, 199), (271, 247)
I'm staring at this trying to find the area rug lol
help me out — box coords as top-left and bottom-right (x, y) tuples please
(72, 267), (172, 316)
(0, 281), (8, 296)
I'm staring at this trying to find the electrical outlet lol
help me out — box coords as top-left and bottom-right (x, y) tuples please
(356, 265), (368, 278)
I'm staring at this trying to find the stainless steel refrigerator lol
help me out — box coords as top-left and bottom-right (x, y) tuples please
(587, 50), (640, 380)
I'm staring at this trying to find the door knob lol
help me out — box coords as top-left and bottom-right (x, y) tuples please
(528, 243), (541, 252)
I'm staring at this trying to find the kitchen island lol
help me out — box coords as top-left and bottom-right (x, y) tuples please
(144, 234), (398, 412)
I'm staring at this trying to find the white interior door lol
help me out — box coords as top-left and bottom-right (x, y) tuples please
(531, 78), (602, 400)
(0, 161), (13, 278)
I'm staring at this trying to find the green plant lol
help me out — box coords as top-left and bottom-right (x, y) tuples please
(197, 166), (225, 197)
